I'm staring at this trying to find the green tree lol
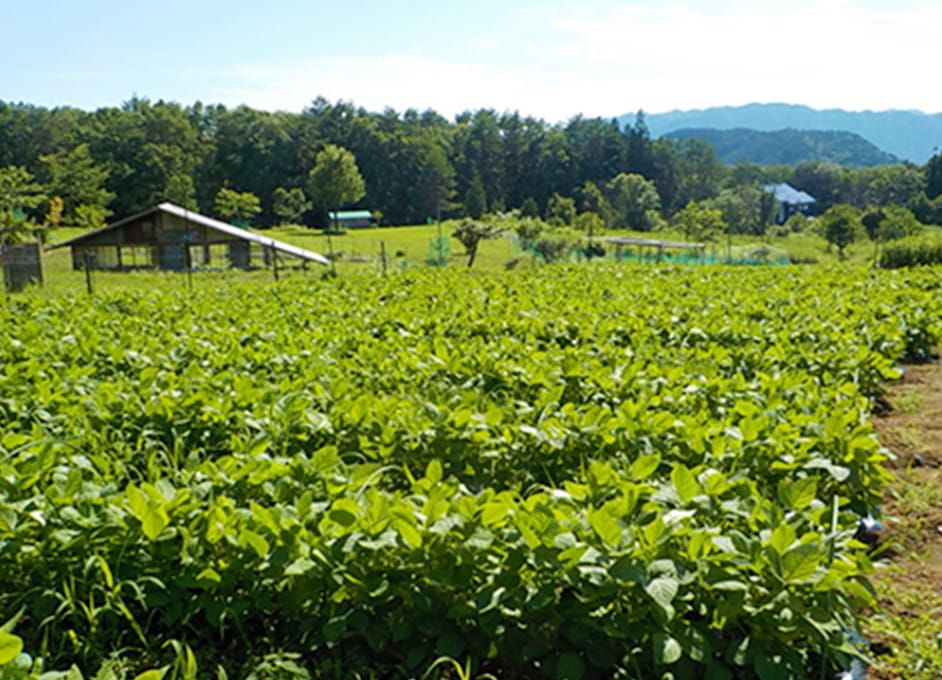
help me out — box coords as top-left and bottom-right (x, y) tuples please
(672, 201), (726, 242)
(606, 173), (662, 231)
(451, 218), (499, 267)
(532, 227), (580, 263)
(625, 111), (655, 179)
(579, 181), (612, 227)
(672, 138), (722, 212)
(273, 187), (311, 224)
(520, 196), (540, 218)
(707, 186), (776, 236)
(0, 166), (46, 244)
(863, 164), (925, 208)
(792, 161), (846, 212)
(214, 188), (262, 225)
(417, 143), (456, 221)
(73, 204), (109, 231)
(819, 204), (862, 258)
(926, 151), (942, 200)
(39, 143), (113, 223)
(87, 98), (205, 219)
(862, 206), (922, 249)
(464, 171), (487, 219)
(307, 144), (366, 228)
(546, 193), (576, 226)
(574, 211), (604, 237)
(164, 174), (198, 210)
(514, 217), (547, 250)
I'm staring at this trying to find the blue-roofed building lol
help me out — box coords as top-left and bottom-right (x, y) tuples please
(764, 183), (816, 225)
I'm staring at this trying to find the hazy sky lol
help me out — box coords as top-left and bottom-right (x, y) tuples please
(3, 0), (939, 121)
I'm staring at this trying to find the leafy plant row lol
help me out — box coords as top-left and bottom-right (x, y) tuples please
(1, 264), (941, 679)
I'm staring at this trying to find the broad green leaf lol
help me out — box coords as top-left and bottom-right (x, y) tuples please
(782, 543), (821, 582)
(329, 499), (360, 527)
(588, 508), (621, 547)
(769, 524), (796, 556)
(671, 464), (699, 503)
(631, 453), (660, 479)
(425, 459), (443, 485)
(481, 501), (510, 527)
(141, 504), (170, 541)
(777, 477), (817, 511)
(0, 632), (23, 665)
(643, 517), (667, 545)
(285, 558), (316, 575)
(610, 556), (645, 583)
(645, 577), (679, 620)
(555, 652), (585, 680)
(241, 530), (270, 558)
(197, 568), (221, 584)
(132, 670), (166, 680)
(653, 634), (682, 665)
(393, 518), (422, 548)
(702, 470), (730, 496)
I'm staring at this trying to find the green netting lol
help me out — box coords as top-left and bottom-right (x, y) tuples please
(613, 250), (790, 266)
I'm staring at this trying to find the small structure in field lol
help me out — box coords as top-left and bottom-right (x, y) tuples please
(1, 242), (44, 291)
(49, 203), (328, 271)
(764, 183), (816, 225)
(328, 210), (374, 230)
(598, 236), (706, 261)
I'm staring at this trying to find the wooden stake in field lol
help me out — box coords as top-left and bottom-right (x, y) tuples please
(83, 251), (94, 295)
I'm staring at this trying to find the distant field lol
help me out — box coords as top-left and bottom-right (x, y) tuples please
(32, 220), (890, 297)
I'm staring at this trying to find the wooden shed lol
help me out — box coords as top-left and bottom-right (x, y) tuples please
(50, 203), (329, 271)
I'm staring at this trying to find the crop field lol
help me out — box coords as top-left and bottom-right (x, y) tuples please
(2, 264), (942, 680)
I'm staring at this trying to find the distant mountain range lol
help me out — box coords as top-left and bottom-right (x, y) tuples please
(663, 128), (899, 167)
(618, 103), (942, 164)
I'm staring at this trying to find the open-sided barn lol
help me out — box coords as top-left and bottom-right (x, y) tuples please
(50, 203), (329, 271)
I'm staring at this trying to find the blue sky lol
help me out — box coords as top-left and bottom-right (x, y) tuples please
(3, 0), (939, 121)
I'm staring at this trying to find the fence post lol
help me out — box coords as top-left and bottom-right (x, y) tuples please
(83, 251), (94, 295)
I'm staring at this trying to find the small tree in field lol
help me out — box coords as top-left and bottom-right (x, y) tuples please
(307, 145), (366, 230)
(273, 187), (311, 225)
(452, 218), (499, 268)
(819, 204), (861, 259)
(672, 201), (725, 242)
(0, 166), (46, 244)
(546, 193), (576, 226)
(215, 188), (262, 226)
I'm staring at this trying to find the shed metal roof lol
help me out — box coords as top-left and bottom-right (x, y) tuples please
(329, 210), (373, 220)
(49, 203), (329, 265)
(764, 183), (816, 205)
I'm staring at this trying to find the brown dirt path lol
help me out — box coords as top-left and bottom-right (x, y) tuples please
(867, 361), (942, 679)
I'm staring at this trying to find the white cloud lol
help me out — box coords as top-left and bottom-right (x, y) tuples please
(207, 1), (942, 119)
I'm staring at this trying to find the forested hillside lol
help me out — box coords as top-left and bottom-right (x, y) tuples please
(620, 103), (942, 164)
(663, 128), (899, 167)
(3, 98), (942, 236)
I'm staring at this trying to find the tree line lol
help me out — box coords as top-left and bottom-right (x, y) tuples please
(2, 96), (942, 239)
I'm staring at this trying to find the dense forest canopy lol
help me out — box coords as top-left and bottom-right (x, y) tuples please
(2, 96), (942, 233)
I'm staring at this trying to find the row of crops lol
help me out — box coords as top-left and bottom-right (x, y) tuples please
(1, 264), (941, 679)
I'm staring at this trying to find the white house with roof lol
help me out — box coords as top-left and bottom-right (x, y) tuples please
(764, 183), (816, 225)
